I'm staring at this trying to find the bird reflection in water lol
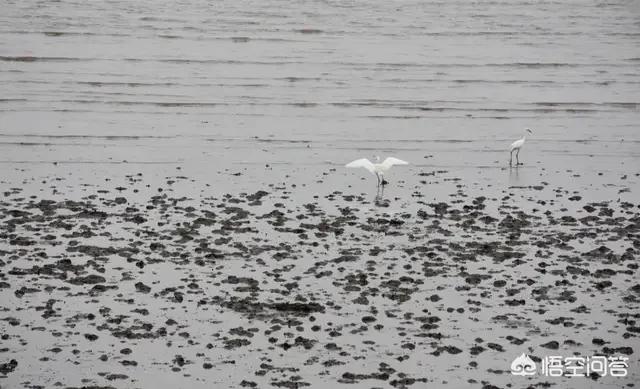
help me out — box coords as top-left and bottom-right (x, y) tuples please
(374, 185), (389, 207)
(508, 164), (521, 185)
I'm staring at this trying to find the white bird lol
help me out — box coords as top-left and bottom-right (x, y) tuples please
(345, 156), (409, 187)
(509, 128), (533, 166)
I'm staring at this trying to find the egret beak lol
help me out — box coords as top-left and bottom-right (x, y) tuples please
(526, 129), (533, 134)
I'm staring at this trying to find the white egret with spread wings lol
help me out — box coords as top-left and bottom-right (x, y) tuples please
(345, 156), (409, 187)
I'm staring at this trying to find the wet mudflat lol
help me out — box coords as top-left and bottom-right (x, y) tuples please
(1, 0), (640, 388)
(0, 162), (638, 389)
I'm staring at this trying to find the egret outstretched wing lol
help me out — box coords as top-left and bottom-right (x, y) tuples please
(346, 158), (375, 174)
(381, 157), (409, 169)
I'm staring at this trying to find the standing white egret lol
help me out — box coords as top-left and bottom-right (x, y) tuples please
(345, 156), (409, 187)
(509, 128), (533, 166)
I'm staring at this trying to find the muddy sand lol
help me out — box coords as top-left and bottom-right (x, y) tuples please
(0, 145), (639, 388)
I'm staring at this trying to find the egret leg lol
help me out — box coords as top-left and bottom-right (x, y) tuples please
(516, 149), (520, 165)
(375, 173), (380, 187)
(509, 150), (513, 166)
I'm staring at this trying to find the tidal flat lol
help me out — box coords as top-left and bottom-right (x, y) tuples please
(1, 0), (639, 387)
